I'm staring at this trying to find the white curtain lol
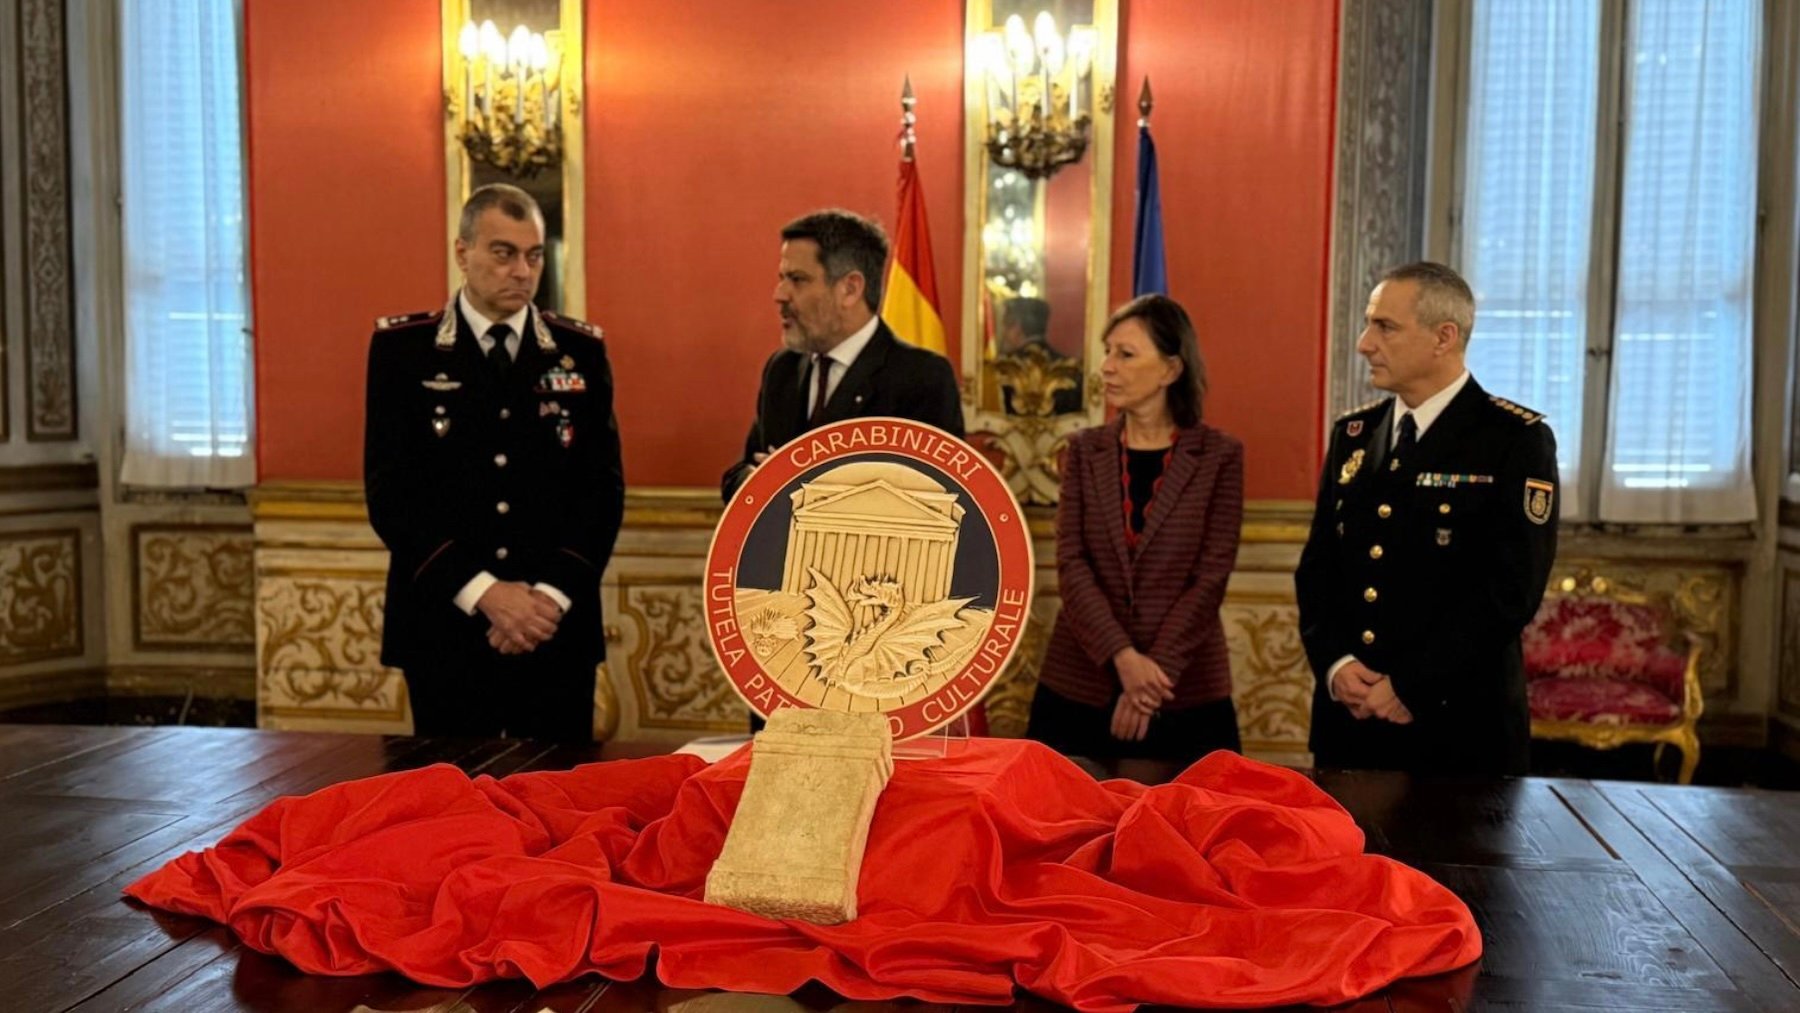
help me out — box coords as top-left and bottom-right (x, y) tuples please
(119, 0), (254, 488)
(1599, 0), (1760, 522)
(1460, 0), (1602, 519)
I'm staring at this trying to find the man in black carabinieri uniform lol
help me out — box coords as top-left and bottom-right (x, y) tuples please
(1296, 262), (1559, 776)
(364, 183), (624, 742)
(720, 209), (963, 501)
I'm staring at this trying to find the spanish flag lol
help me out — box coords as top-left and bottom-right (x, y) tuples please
(881, 157), (948, 355)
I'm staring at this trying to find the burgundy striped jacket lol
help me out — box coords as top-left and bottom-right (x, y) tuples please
(1037, 419), (1245, 709)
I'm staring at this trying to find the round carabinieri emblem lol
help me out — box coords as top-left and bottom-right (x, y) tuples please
(705, 418), (1034, 740)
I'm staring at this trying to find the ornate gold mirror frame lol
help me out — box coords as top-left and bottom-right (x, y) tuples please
(440, 0), (586, 317)
(961, 0), (1117, 505)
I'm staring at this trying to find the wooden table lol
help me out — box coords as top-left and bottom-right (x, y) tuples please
(0, 725), (1795, 1012)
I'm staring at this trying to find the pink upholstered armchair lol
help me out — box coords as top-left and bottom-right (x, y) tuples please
(1523, 573), (1704, 783)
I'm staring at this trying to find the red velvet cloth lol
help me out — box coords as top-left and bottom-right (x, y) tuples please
(124, 740), (1480, 1011)
(1523, 597), (1687, 700)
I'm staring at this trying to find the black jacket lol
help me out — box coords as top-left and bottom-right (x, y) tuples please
(1295, 377), (1559, 775)
(363, 302), (625, 669)
(721, 320), (963, 499)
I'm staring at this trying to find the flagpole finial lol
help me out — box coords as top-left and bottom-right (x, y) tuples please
(1137, 76), (1153, 128)
(899, 75), (918, 163)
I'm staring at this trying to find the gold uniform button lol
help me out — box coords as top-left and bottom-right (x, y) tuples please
(494, 453), (508, 468)
(1369, 545), (1384, 560)
(1439, 503), (1452, 515)
(1364, 587), (1378, 602)
(1377, 504), (1392, 518)
(494, 547), (509, 560)
(1361, 630), (1376, 644)
(496, 501), (510, 515)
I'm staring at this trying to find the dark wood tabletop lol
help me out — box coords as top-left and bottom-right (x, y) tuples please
(0, 724), (1794, 1012)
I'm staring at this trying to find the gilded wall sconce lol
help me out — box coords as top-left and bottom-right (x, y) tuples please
(979, 10), (1097, 179)
(451, 18), (564, 178)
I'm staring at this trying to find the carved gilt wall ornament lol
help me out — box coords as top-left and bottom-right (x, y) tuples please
(135, 526), (255, 650)
(979, 595), (1056, 738)
(19, 0), (77, 439)
(0, 530), (82, 663)
(615, 581), (748, 730)
(257, 575), (404, 718)
(1222, 603), (1314, 753)
(706, 418), (1033, 739)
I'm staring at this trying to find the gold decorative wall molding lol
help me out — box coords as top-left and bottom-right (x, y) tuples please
(1224, 603), (1314, 761)
(613, 577), (748, 732)
(18, 0), (77, 440)
(133, 524), (255, 651)
(244, 483), (1754, 755)
(0, 529), (82, 663)
(256, 571), (406, 724)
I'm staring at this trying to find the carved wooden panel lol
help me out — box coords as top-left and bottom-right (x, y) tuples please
(133, 525), (255, 651)
(0, 529), (82, 663)
(18, 0), (76, 440)
(257, 573), (405, 721)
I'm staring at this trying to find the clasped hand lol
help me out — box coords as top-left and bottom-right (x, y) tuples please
(1110, 647), (1175, 741)
(477, 582), (564, 655)
(1331, 660), (1413, 724)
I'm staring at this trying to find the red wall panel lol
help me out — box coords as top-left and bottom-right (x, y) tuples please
(248, 0), (447, 481)
(247, 0), (1336, 500)
(1112, 0), (1337, 499)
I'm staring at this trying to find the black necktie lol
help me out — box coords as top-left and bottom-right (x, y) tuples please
(485, 324), (512, 380)
(808, 354), (831, 426)
(1394, 412), (1418, 461)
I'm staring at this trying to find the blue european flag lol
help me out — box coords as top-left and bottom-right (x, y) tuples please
(1132, 123), (1167, 297)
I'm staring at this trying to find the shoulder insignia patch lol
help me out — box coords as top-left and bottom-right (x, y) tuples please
(1489, 395), (1544, 425)
(1336, 397), (1387, 423)
(542, 310), (604, 341)
(374, 309), (443, 332)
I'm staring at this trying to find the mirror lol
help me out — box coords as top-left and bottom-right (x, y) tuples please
(441, 0), (586, 316)
(962, 0), (1116, 503)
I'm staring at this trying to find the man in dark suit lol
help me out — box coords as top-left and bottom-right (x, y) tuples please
(364, 183), (624, 742)
(721, 209), (963, 500)
(1296, 262), (1559, 776)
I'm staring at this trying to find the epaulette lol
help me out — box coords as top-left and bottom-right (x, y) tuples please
(542, 310), (604, 341)
(374, 309), (443, 331)
(1335, 396), (1387, 422)
(1489, 394), (1544, 425)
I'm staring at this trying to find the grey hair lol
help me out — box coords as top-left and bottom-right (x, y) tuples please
(1381, 261), (1476, 345)
(458, 183), (543, 242)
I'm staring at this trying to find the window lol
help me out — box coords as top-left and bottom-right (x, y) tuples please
(119, 0), (253, 488)
(1456, 0), (1761, 522)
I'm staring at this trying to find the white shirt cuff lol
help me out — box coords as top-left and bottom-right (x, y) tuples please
(1326, 654), (1358, 701)
(532, 583), (571, 613)
(455, 571), (499, 615)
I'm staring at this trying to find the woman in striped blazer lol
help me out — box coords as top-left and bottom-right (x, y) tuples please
(1028, 295), (1245, 765)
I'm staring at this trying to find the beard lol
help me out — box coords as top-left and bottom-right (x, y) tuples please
(780, 314), (837, 355)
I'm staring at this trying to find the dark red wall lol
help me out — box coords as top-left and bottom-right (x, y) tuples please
(249, 0), (1337, 499)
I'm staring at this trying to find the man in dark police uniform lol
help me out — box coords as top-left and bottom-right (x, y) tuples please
(722, 209), (963, 500)
(364, 183), (624, 742)
(1296, 262), (1559, 776)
